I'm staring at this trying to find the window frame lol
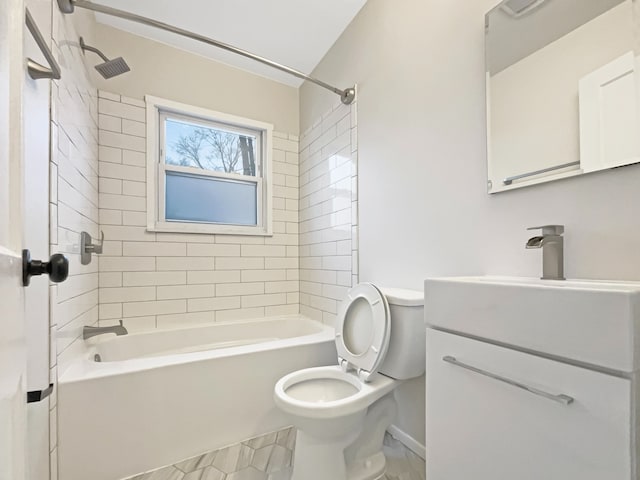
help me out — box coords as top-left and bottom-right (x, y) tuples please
(146, 95), (273, 236)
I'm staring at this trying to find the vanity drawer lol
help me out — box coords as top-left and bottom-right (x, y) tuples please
(425, 329), (633, 480)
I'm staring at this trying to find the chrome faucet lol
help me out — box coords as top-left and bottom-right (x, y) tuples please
(83, 320), (128, 340)
(526, 225), (565, 281)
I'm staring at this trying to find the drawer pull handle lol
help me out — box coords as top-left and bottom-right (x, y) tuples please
(442, 356), (574, 406)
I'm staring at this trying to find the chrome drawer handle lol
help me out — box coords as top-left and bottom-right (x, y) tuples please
(442, 356), (574, 406)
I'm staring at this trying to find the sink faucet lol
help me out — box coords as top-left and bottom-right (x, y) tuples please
(83, 320), (128, 340)
(526, 225), (565, 281)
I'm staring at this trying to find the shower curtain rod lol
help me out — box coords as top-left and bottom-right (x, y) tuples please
(56, 0), (356, 105)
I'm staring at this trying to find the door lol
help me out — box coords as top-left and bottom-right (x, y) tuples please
(1, 2), (58, 479)
(23, 2), (52, 479)
(0, 0), (28, 479)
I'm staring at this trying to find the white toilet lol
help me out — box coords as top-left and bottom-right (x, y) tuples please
(274, 283), (424, 480)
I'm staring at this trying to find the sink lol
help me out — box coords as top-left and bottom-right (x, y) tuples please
(424, 276), (640, 373)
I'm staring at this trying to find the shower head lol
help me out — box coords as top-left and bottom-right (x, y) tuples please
(79, 37), (130, 79)
(94, 57), (130, 79)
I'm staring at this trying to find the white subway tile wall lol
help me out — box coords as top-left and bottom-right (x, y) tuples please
(97, 92), (300, 328)
(299, 101), (359, 326)
(50, 8), (100, 480)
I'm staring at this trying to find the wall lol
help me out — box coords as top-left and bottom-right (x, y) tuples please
(97, 92), (300, 329)
(300, 0), (640, 449)
(299, 100), (359, 325)
(50, 4), (100, 480)
(489, 2), (631, 187)
(92, 23), (299, 134)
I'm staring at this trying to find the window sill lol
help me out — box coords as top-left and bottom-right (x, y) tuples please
(147, 221), (273, 237)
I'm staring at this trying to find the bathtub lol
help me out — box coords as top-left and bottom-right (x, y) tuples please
(57, 315), (336, 480)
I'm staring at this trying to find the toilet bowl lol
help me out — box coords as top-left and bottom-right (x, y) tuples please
(273, 283), (425, 480)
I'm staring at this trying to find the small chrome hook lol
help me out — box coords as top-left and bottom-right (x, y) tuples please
(80, 231), (104, 265)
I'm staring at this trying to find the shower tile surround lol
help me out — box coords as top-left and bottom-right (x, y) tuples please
(96, 91), (301, 328)
(298, 100), (359, 325)
(123, 429), (423, 480)
(49, 6), (100, 480)
(96, 92), (359, 329)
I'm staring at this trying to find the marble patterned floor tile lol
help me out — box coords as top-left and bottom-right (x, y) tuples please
(129, 465), (184, 480)
(382, 433), (425, 480)
(266, 466), (292, 480)
(123, 427), (423, 480)
(182, 466), (225, 480)
(251, 444), (292, 473)
(174, 452), (217, 473)
(244, 431), (278, 449)
(225, 466), (268, 480)
(274, 427), (296, 451)
(212, 443), (254, 474)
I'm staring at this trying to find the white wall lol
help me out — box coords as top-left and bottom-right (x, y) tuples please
(92, 23), (299, 134)
(489, 2), (631, 188)
(300, 0), (640, 448)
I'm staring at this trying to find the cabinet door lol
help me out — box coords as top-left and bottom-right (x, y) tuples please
(579, 52), (639, 173)
(426, 329), (632, 480)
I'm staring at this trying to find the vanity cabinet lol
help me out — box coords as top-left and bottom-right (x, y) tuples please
(425, 329), (635, 480)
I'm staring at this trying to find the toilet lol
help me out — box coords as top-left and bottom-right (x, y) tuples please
(274, 283), (424, 480)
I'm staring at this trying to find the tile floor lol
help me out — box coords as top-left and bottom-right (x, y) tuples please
(381, 434), (426, 480)
(127, 428), (425, 480)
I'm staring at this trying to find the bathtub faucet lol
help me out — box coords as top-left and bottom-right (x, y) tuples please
(83, 320), (128, 340)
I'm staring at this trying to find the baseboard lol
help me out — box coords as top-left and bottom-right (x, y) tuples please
(387, 424), (426, 460)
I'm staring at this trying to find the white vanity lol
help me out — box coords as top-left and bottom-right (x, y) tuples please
(424, 276), (640, 480)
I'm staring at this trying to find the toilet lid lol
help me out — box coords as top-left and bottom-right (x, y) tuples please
(335, 283), (390, 382)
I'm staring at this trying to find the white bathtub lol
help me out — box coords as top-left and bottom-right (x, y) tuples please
(57, 315), (336, 480)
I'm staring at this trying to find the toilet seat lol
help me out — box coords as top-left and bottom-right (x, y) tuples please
(274, 366), (397, 420)
(335, 283), (390, 382)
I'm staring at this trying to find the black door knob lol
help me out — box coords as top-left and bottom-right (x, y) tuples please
(22, 249), (69, 286)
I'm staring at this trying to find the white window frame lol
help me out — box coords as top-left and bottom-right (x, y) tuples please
(146, 95), (273, 236)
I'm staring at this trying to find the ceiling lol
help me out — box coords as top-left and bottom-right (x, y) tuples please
(93, 0), (368, 87)
(487, 0), (627, 74)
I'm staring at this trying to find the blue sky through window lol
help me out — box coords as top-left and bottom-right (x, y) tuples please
(164, 117), (257, 175)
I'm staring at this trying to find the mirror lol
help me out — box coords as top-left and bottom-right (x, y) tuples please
(485, 0), (639, 193)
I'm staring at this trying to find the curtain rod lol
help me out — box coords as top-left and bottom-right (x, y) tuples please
(56, 0), (356, 105)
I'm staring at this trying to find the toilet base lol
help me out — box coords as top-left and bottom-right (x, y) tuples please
(291, 393), (397, 480)
(346, 451), (386, 480)
(291, 429), (358, 480)
(291, 446), (386, 480)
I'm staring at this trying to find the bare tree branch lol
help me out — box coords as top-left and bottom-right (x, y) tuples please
(173, 128), (207, 169)
(172, 126), (255, 175)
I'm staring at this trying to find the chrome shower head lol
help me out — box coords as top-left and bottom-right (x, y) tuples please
(94, 57), (130, 79)
(79, 37), (130, 79)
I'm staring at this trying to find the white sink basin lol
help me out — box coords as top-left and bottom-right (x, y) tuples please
(424, 276), (640, 373)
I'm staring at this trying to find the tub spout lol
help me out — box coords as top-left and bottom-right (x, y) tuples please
(83, 320), (128, 340)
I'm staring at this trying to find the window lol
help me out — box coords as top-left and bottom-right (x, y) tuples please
(146, 96), (273, 235)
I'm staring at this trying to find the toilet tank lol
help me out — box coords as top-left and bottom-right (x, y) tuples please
(378, 287), (425, 380)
